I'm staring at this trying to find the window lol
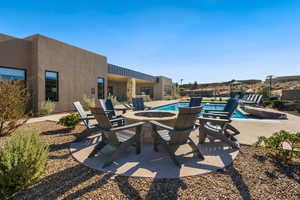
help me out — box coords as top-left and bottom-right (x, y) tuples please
(97, 77), (105, 99)
(45, 71), (59, 101)
(0, 66), (26, 81)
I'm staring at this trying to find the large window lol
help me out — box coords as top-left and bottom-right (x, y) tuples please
(45, 71), (59, 101)
(0, 66), (26, 81)
(97, 77), (105, 99)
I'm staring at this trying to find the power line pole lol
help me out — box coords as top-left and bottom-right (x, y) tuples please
(266, 75), (273, 98)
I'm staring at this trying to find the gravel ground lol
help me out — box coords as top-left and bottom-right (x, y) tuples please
(2, 121), (299, 200)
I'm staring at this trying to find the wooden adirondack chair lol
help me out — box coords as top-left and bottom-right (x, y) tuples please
(99, 99), (128, 126)
(203, 98), (240, 136)
(150, 106), (203, 167)
(89, 106), (145, 168)
(189, 97), (202, 107)
(198, 116), (239, 149)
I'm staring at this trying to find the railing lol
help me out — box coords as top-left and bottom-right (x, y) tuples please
(108, 64), (155, 82)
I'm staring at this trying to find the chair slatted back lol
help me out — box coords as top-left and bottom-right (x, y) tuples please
(223, 98), (238, 117)
(132, 97), (145, 111)
(170, 106), (202, 143)
(90, 106), (119, 144)
(189, 97), (202, 107)
(246, 94), (253, 101)
(99, 99), (116, 117)
(73, 101), (91, 128)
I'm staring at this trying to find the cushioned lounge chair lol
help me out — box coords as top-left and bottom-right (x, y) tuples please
(150, 106), (204, 167)
(89, 106), (145, 168)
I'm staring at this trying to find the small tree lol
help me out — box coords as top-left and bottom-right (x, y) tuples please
(0, 80), (29, 136)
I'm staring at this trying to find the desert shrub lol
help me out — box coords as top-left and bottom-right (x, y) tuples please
(58, 113), (81, 129)
(0, 132), (48, 198)
(263, 100), (272, 107)
(108, 95), (119, 106)
(163, 95), (173, 100)
(82, 94), (95, 110)
(39, 100), (56, 116)
(0, 80), (29, 136)
(255, 130), (300, 161)
(294, 100), (300, 113)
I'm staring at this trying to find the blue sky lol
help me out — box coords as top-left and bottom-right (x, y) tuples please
(1, 0), (300, 84)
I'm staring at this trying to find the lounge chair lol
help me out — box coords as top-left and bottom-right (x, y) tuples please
(198, 116), (239, 149)
(239, 94), (253, 103)
(89, 106), (145, 168)
(189, 97), (202, 107)
(242, 95), (263, 106)
(132, 97), (151, 111)
(150, 106), (204, 167)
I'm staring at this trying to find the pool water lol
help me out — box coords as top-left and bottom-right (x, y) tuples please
(152, 102), (248, 119)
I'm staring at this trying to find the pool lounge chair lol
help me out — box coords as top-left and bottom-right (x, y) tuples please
(150, 106), (204, 167)
(189, 97), (202, 107)
(132, 97), (151, 111)
(89, 106), (145, 168)
(242, 95), (263, 106)
(198, 116), (239, 149)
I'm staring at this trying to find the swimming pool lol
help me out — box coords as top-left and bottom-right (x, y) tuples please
(152, 102), (248, 119)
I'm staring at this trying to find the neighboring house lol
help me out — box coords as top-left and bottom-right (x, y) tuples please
(0, 33), (174, 113)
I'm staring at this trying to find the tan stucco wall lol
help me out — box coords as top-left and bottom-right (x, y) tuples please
(154, 76), (173, 100)
(27, 35), (108, 112)
(107, 80), (127, 100)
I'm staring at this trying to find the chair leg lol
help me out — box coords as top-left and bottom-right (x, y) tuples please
(188, 139), (205, 160)
(161, 141), (180, 167)
(198, 127), (207, 144)
(152, 125), (159, 152)
(135, 126), (142, 154)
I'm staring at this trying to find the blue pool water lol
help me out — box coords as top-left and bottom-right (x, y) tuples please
(152, 102), (248, 119)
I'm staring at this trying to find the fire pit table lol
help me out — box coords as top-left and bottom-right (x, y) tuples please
(122, 110), (178, 144)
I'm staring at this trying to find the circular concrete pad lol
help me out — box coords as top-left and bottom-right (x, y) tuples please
(70, 132), (239, 179)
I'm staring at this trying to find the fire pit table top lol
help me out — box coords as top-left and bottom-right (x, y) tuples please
(122, 110), (178, 121)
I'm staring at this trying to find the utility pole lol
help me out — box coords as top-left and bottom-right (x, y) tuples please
(266, 75), (273, 98)
(180, 79), (183, 87)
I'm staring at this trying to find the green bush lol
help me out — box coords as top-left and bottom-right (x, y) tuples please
(163, 95), (173, 100)
(58, 113), (81, 129)
(255, 130), (300, 161)
(39, 100), (56, 116)
(263, 100), (272, 107)
(294, 100), (300, 113)
(0, 132), (48, 198)
(271, 100), (283, 109)
(82, 94), (95, 111)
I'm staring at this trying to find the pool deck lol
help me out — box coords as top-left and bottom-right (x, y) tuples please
(26, 99), (300, 145)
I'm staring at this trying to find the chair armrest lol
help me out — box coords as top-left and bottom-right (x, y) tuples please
(87, 113), (94, 117)
(104, 110), (114, 113)
(114, 108), (129, 111)
(110, 121), (145, 132)
(198, 117), (231, 124)
(204, 109), (223, 113)
(150, 121), (174, 131)
(122, 103), (132, 109)
(81, 116), (95, 120)
(109, 117), (124, 123)
(203, 113), (229, 118)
